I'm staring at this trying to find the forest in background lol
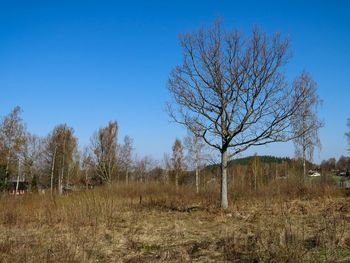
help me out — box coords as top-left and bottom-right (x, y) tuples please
(0, 105), (349, 198)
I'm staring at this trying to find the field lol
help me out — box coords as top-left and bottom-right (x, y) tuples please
(1, 183), (350, 262)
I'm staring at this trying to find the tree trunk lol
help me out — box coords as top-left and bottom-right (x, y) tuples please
(66, 163), (70, 189)
(85, 169), (88, 190)
(175, 172), (178, 190)
(15, 175), (20, 195)
(50, 147), (57, 195)
(302, 144), (306, 178)
(59, 165), (63, 195)
(195, 166), (200, 194)
(195, 140), (200, 193)
(126, 168), (129, 185)
(5, 154), (10, 178)
(59, 140), (66, 195)
(58, 176), (62, 194)
(15, 158), (20, 196)
(220, 150), (228, 209)
(302, 144), (306, 184)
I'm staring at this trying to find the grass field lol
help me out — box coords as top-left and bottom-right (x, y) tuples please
(1, 182), (350, 262)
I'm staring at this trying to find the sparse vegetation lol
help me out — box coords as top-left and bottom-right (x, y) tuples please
(0, 182), (349, 262)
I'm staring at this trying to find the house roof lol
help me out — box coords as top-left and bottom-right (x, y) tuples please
(8, 179), (28, 183)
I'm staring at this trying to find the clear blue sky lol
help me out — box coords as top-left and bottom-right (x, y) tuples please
(0, 0), (349, 163)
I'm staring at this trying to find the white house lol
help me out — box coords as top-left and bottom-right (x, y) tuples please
(308, 170), (321, 177)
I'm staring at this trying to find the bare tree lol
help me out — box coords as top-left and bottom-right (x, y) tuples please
(50, 145), (57, 194)
(134, 155), (156, 182)
(320, 157), (336, 172)
(119, 135), (134, 184)
(336, 156), (350, 172)
(0, 107), (27, 193)
(22, 133), (44, 190)
(81, 147), (94, 189)
(291, 72), (323, 177)
(167, 21), (311, 208)
(162, 153), (171, 183)
(248, 154), (261, 191)
(184, 129), (207, 193)
(90, 121), (118, 184)
(171, 138), (185, 189)
(44, 124), (78, 194)
(0, 106), (27, 180)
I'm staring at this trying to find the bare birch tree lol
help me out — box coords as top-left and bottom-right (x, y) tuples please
(291, 72), (323, 177)
(81, 147), (94, 189)
(171, 138), (185, 189)
(50, 145), (57, 194)
(22, 134), (44, 191)
(90, 121), (118, 184)
(134, 155), (156, 182)
(44, 124), (77, 194)
(0, 107), (27, 187)
(184, 129), (207, 193)
(162, 153), (171, 183)
(119, 135), (133, 184)
(167, 21), (311, 208)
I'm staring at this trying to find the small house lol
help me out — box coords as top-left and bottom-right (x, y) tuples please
(339, 171), (350, 177)
(8, 179), (29, 195)
(308, 170), (321, 177)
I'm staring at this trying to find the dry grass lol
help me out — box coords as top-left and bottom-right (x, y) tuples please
(0, 182), (350, 262)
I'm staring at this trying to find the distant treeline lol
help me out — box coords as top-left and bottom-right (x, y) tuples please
(206, 155), (292, 171)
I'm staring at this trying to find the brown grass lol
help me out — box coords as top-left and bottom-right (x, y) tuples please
(0, 181), (350, 262)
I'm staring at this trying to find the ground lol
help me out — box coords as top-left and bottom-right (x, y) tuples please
(0, 184), (350, 262)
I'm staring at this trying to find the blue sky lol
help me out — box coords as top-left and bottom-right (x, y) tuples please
(0, 0), (349, 163)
